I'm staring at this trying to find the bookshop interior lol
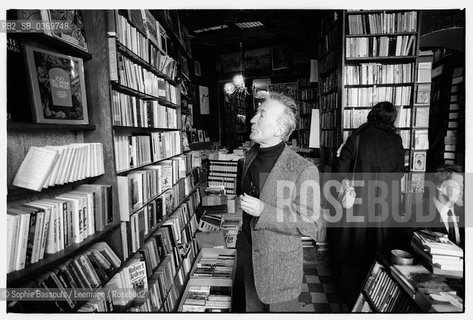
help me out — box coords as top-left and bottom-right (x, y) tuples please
(5, 8), (469, 314)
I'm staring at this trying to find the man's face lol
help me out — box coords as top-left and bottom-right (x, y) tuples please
(440, 173), (464, 206)
(249, 99), (285, 147)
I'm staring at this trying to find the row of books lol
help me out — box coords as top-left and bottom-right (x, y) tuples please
(362, 261), (414, 312)
(319, 22), (341, 56)
(114, 131), (182, 172)
(297, 130), (311, 147)
(320, 111), (337, 129)
(149, 44), (178, 80)
(208, 160), (239, 195)
(181, 285), (232, 312)
(100, 236), (199, 311)
(345, 86), (412, 107)
(111, 90), (177, 128)
(8, 242), (121, 312)
(321, 130), (337, 148)
(343, 109), (369, 129)
(345, 35), (416, 58)
(115, 12), (150, 62)
(444, 67), (463, 165)
(117, 53), (160, 97)
(117, 157), (196, 219)
(299, 102), (317, 115)
(114, 10), (178, 80)
(299, 87), (318, 100)
(346, 11), (417, 35)
(7, 184), (113, 273)
(117, 53), (178, 103)
(13, 143), (105, 192)
(411, 230), (463, 278)
(300, 116), (311, 129)
(192, 252), (235, 280)
(320, 71), (338, 94)
(123, 190), (199, 256)
(344, 63), (414, 85)
(320, 91), (339, 113)
(207, 177), (237, 196)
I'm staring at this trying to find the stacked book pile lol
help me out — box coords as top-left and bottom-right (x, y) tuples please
(181, 285), (232, 312)
(193, 253), (235, 279)
(411, 230), (463, 278)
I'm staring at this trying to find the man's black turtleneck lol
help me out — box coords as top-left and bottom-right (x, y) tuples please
(244, 141), (286, 198)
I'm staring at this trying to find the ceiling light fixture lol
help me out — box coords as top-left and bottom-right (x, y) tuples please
(224, 41), (250, 96)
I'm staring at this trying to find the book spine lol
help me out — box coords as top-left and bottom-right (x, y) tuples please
(16, 214), (31, 271)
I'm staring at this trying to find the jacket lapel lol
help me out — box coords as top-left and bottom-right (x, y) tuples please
(259, 145), (293, 202)
(241, 145), (258, 190)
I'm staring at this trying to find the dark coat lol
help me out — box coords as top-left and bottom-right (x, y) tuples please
(329, 121), (405, 308)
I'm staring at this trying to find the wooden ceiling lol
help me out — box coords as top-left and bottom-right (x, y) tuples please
(179, 9), (326, 54)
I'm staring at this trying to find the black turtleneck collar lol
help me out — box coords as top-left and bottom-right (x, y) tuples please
(256, 140), (286, 159)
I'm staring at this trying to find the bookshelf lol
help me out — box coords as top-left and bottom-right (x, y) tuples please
(222, 90), (249, 149)
(426, 47), (465, 171)
(6, 9), (206, 313)
(296, 77), (319, 148)
(353, 252), (463, 313)
(317, 11), (343, 168)
(6, 10), (123, 296)
(207, 160), (240, 195)
(352, 257), (420, 312)
(177, 248), (237, 312)
(318, 10), (423, 173)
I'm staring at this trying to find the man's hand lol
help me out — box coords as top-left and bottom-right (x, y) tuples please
(240, 193), (265, 217)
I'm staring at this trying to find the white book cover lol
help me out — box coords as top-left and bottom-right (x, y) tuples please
(117, 176), (132, 221)
(69, 190), (95, 237)
(7, 210), (31, 271)
(44, 146), (66, 188)
(56, 194), (83, 244)
(12, 146), (59, 191)
(63, 146), (78, 184)
(7, 212), (21, 273)
(56, 146), (72, 185)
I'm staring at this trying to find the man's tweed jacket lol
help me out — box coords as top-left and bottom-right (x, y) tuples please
(242, 144), (324, 304)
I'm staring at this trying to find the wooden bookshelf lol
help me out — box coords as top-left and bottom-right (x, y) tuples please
(7, 122), (97, 131)
(318, 9), (423, 173)
(7, 222), (121, 287)
(6, 9), (206, 313)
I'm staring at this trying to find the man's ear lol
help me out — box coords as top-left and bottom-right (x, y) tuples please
(274, 124), (285, 137)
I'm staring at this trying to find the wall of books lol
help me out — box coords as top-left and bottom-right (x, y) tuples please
(6, 9), (209, 313)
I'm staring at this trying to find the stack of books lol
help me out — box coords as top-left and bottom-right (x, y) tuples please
(411, 230), (463, 278)
(192, 253), (235, 280)
(181, 285), (231, 312)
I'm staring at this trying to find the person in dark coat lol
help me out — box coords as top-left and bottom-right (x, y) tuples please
(329, 101), (405, 309)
